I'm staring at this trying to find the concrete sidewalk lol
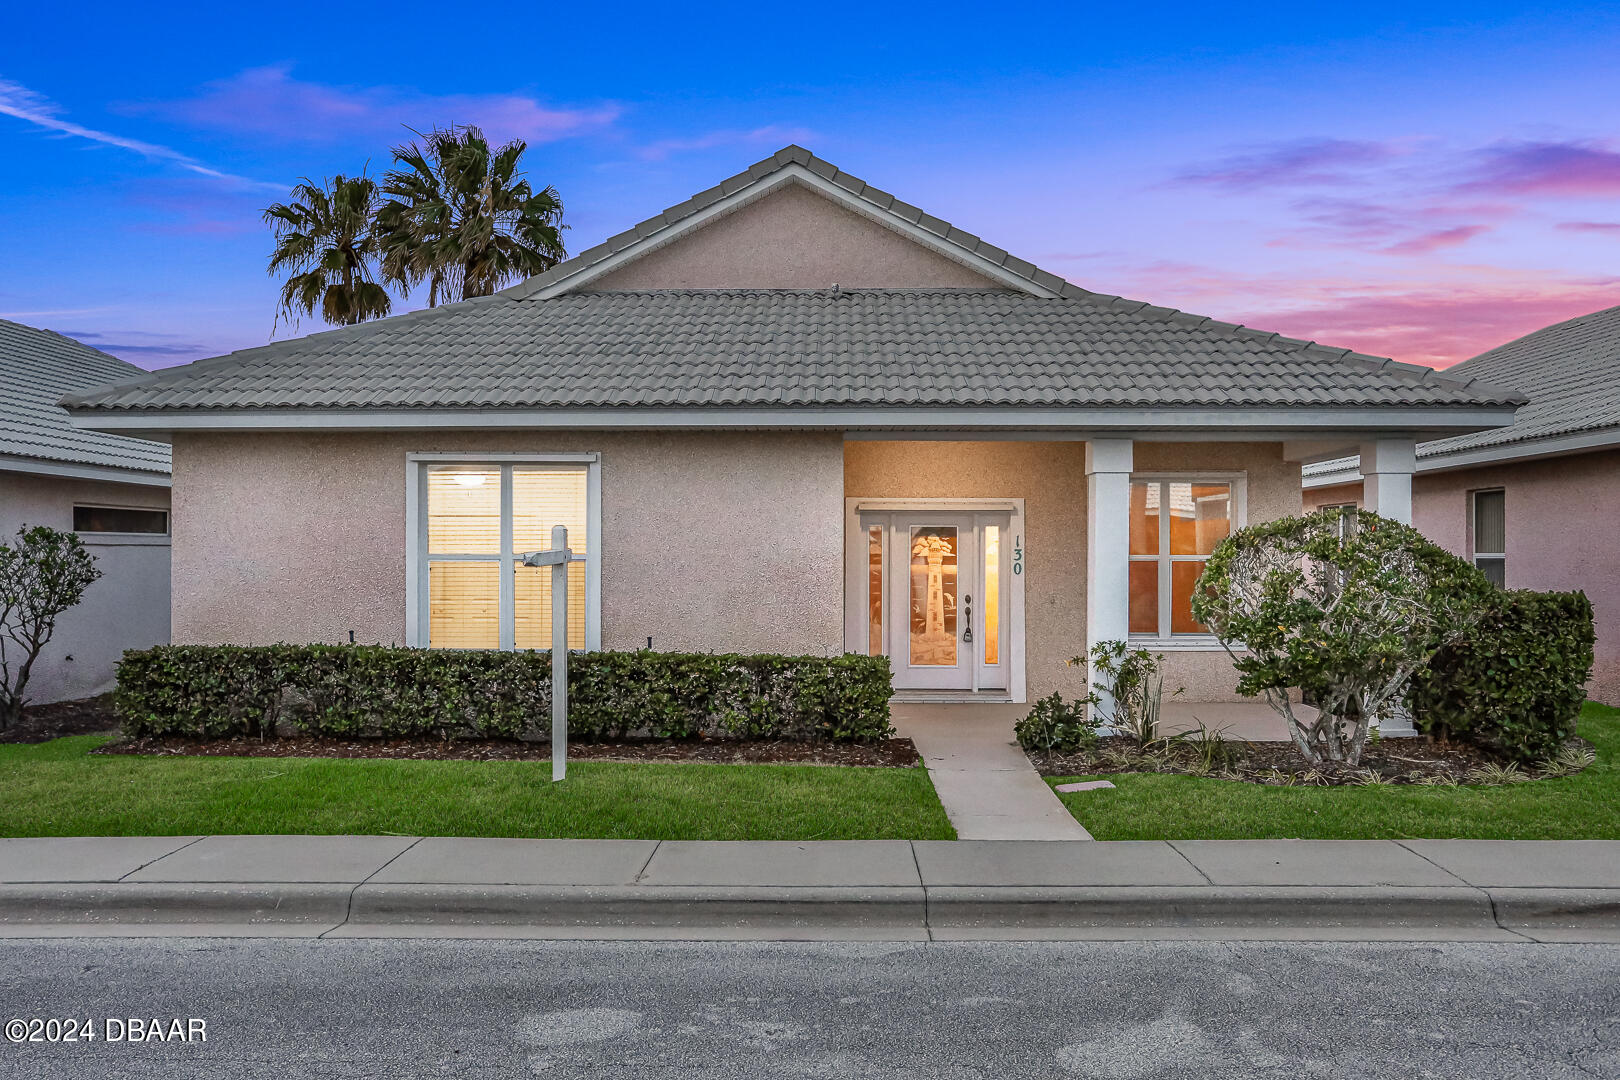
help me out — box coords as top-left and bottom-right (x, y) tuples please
(1, 836), (1617, 942)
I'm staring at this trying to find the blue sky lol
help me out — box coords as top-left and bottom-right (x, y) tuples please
(3, 2), (1619, 368)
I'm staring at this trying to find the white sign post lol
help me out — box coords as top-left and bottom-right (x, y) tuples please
(520, 524), (584, 782)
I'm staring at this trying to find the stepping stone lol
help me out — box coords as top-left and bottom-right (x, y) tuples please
(1054, 780), (1116, 793)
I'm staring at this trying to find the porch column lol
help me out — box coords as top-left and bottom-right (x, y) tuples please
(1360, 437), (1419, 735)
(1360, 438), (1415, 525)
(1085, 439), (1134, 726)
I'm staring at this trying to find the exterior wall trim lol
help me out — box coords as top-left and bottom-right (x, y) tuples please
(1304, 426), (1620, 487)
(0, 453), (170, 488)
(403, 451), (603, 651)
(71, 406), (1522, 437)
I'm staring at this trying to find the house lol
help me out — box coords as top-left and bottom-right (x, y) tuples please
(60, 147), (1523, 714)
(1305, 304), (1620, 705)
(1, 319), (171, 703)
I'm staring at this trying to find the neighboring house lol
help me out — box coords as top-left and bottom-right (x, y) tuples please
(1, 320), (171, 703)
(1305, 304), (1620, 705)
(62, 147), (1522, 710)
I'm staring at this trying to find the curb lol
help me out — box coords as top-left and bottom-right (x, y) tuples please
(924, 886), (1499, 928)
(0, 883), (352, 926)
(3, 883), (1618, 934)
(348, 885), (928, 928)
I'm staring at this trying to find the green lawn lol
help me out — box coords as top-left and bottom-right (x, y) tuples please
(0, 738), (955, 841)
(1052, 701), (1620, 840)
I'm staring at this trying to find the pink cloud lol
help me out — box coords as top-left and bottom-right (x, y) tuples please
(1379, 224), (1491, 256)
(635, 125), (817, 161)
(1230, 283), (1620, 368)
(1077, 258), (1619, 368)
(1559, 221), (1620, 234)
(136, 65), (620, 147)
(1459, 140), (1620, 197)
(1173, 138), (1402, 190)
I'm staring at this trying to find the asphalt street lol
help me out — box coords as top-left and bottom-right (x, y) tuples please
(1, 938), (1616, 1078)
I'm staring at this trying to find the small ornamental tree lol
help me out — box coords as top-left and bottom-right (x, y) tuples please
(0, 526), (102, 730)
(1190, 509), (1492, 766)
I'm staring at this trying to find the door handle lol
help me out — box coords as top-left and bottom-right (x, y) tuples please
(962, 594), (973, 643)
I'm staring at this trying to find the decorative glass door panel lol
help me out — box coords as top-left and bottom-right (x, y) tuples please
(908, 527), (959, 666)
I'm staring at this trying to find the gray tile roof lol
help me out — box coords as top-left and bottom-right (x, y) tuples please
(1303, 302), (1620, 477)
(1, 319), (170, 475)
(61, 145), (1523, 420)
(62, 289), (1524, 413)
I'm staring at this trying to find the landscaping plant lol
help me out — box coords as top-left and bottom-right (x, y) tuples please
(116, 645), (893, 744)
(1074, 640), (1183, 746)
(0, 526), (101, 731)
(1190, 509), (1493, 766)
(1013, 691), (1099, 757)
(1406, 588), (1594, 761)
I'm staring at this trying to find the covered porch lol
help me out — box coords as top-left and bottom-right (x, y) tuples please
(844, 434), (1421, 715)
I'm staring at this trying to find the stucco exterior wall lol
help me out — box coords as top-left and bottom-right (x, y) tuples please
(0, 470), (170, 703)
(1300, 449), (1620, 705)
(589, 182), (1008, 291)
(169, 431), (845, 657)
(842, 440), (1299, 702)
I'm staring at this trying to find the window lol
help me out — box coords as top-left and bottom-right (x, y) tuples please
(1321, 502), (1358, 539)
(1471, 489), (1505, 587)
(1129, 479), (1236, 638)
(412, 457), (599, 651)
(73, 505), (169, 534)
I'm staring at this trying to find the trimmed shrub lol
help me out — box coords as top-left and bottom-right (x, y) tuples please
(1014, 692), (1099, 756)
(116, 645), (894, 743)
(1406, 589), (1594, 761)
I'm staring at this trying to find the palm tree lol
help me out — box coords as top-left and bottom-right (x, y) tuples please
(375, 125), (566, 306)
(263, 175), (392, 328)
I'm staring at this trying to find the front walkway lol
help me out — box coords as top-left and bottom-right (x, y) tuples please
(891, 704), (1092, 840)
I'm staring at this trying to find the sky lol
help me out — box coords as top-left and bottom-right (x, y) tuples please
(2, 2), (1618, 370)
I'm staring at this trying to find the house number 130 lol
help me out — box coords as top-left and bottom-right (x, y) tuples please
(1012, 537), (1023, 575)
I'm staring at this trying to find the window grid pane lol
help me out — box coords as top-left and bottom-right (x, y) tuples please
(514, 562), (587, 650)
(1129, 560), (1159, 635)
(1170, 560), (1210, 634)
(513, 469), (590, 554)
(429, 561), (501, 648)
(1473, 490), (1505, 555)
(427, 468), (501, 554)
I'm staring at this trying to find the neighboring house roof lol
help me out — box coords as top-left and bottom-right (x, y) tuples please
(1304, 302), (1620, 484)
(62, 145), (1523, 431)
(0, 319), (170, 481)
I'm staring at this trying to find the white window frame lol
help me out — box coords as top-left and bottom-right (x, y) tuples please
(1128, 473), (1246, 647)
(404, 452), (602, 650)
(1320, 501), (1358, 539)
(1469, 487), (1506, 586)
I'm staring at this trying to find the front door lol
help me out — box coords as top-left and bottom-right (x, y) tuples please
(855, 509), (1012, 692)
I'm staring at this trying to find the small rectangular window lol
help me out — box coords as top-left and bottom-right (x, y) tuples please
(1472, 489), (1506, 587)
(73, 505), (169, 534)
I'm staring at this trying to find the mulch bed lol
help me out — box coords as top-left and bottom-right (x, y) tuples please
(5, 695), (121, 744)
(97, 734), (922, 768)
(1026, 732), (1574, 786)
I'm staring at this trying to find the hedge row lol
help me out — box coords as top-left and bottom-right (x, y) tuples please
(1407, 588), (1595, 761)
(115, 645), (894, 743)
